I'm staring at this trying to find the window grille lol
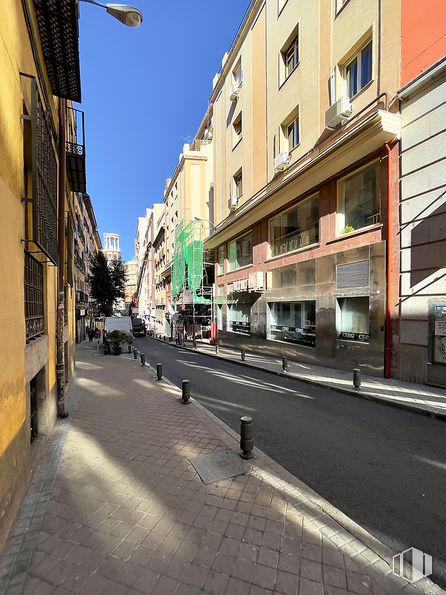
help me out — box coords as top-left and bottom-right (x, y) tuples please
(25, 251), (45, 341)
(31, 80), (58, 264)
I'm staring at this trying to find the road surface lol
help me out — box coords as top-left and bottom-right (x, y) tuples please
(134, 337), (446, 588)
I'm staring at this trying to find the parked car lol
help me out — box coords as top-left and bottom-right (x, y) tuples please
(131, 317), (146, 337)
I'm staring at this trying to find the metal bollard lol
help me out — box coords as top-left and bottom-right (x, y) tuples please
(241, 348), (246, 361)
(164, 335), (166, 342)
(128, 344), (132, 353)
(353, 368), (361, 389)
(156, 363), (162, 381)
(281, 356), (288, 372)
(140, 352), (146, 366)
(193, 339), (197, 350)
(215, 342), (219, 355)
(133, 349), (139, 359)
(240, 416), (254, 459)
(181, 379), (191, 404)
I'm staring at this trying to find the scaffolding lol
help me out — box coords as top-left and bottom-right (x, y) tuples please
(171, 220), (214, 341)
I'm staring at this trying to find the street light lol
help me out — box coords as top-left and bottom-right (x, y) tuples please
(80, 0), (143, 27)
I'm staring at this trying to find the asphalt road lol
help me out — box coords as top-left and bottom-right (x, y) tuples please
(134, 336), (446, 588)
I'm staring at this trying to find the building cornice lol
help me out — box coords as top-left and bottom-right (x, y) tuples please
(398, 55), (446, 100)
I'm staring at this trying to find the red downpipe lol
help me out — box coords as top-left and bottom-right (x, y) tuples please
(384, 143), (392, 379)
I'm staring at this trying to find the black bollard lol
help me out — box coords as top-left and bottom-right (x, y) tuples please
(193, 339), (197, 350)
(181, 379), (191, 404)
(140, 352), (146, 366)
(281, 356), (288, 372)
(156, 363), (162, 381)
(353, 368), (361, 389)
(128, 344), (132, 353)
(134, 349), (139, 359)
(241, 348), (246, 361)
(240, 416), (254, 459)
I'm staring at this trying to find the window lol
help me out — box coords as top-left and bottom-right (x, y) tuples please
(228, 303), (251, 334)
(217, 245), (225, 274)
(285, 115), (299, 151)
(233, 113), (242, 146)
(268, 301), (316, 347)
(337, 297), (369, 342)
(25, 251), (45, 342)
(335, 0), (350, 14)
(269, 194), (319, 257)
(345, 41), (372, 99)
(282, 33), (299, 79)
(338, 162), (380, 234)
(228, 231), (252, 271)
(233, 60), (242, 90)
(233, 169), (243, 198)
(278, 0), (289, 14)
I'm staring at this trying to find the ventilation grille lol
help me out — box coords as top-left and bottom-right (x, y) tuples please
(336, 260), (369, 289)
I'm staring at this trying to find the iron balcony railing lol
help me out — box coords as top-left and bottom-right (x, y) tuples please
(75, 251), (85, 272)
(66, 106), (86, 193)
(25, 251), (45, 341)
(76, 290), (89, 305)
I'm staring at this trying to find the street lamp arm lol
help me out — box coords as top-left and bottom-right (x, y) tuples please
(79, 0), (143, 27)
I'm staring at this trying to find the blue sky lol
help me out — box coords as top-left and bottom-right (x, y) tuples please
(77, 0), (251, 261)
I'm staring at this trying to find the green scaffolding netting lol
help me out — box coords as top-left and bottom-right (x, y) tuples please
(171, 221), (210, 303)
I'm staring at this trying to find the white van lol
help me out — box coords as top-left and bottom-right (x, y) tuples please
(104, 316), (132, 334)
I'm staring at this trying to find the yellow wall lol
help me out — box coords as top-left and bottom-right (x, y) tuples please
(0, 0), (77, 547)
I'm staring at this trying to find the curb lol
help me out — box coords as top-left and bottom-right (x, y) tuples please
(147, 336), (446, 422)
(130, 347), (442, 594)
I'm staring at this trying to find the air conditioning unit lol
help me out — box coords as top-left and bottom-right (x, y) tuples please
(249, 271), (264, 291)
(274, 152), (290, 172)
(228, 196), (238, 211)
(325, 96), (352, 129)
(230, 83), (241, 102)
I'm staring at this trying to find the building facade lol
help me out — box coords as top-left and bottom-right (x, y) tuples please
(124, 259), (138, 309)
(206, 0), (401, 377)
(74, 193), (101, 342)
(135, 205), (163, 328)
(397, 1), (446, 386)
(0, 0), (85, 548)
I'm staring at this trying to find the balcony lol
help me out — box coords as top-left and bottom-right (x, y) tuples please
(75, 251), (85, 273)
(66, 107), (86, 193)
(76, 290), (89, 305)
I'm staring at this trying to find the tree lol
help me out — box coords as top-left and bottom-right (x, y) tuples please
(88, 252), (127, 316)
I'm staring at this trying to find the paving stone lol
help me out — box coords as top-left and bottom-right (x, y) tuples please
(193, 547), (217, 569)
(324, 564), (348, 589)
(231, 559), (255, 583)
(151, 575), (180, 595)
(252, 563), (276, 590)
(212, 553), (235, 575)
(132, 567), (159, 593)
(257, 548), (279, 569)
(224, 576), (251, 595)
(182, 563), (209, 588)
(275, 570), (299, 594)
(299, 577), (324, 594)
(203, 570), (230, 595)
(300, 558), (323, 582)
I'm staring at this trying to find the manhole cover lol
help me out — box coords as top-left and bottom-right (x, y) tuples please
(189, 449), (249, 484)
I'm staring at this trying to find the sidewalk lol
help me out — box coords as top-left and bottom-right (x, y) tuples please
(0, 342), (442, 595)
(160, 339), (446, 419)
